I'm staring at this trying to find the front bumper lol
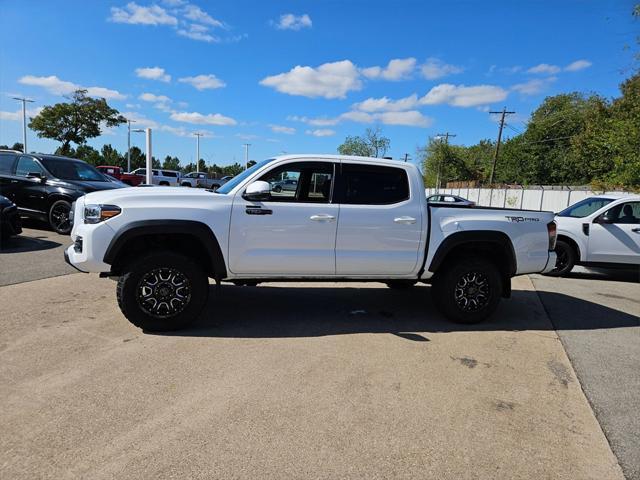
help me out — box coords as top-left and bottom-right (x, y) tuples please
(541, 252), (558, 274)
(65, 219), (116, 273)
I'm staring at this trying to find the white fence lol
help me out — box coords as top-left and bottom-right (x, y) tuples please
(425, 186), (633, 212)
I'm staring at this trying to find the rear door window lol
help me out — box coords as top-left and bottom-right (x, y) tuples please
(338, 164), (409, 205)
(0, 152), (17, 174)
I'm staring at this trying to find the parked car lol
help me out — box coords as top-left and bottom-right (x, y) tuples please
(65, 154), (557, 332)
(180, 172), (228, 190)
(0, 151), (124, 234)
(0, 194), (22, 240)
(427, 194), (476, 206)
(271, 178), (298, 193)
(547, 194), (640, 276)
(96, 165), (144, 186)
(130, 168), (181, 186)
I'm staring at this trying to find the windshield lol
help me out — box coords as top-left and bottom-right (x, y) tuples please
(41, 158), (107, 182)
(215, 158), (276, 194)
(557, 197), (614, 218)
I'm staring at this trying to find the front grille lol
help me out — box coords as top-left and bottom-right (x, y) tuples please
(74, 236), (83, 253)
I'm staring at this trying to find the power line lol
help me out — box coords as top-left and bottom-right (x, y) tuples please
(488, 107), (515, 185)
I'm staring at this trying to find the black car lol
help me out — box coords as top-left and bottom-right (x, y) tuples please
(0, 194), (22, 241)
(0, 151), (124, 234)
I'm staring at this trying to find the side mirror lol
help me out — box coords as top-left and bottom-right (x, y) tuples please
(27, 171), (45, 181)
(242, 180), (271, 201)
(596, 214), (614, 224)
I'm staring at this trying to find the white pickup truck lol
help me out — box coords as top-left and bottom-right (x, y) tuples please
(65, 155), (557, 332)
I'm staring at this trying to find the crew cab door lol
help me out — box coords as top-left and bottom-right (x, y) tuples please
(335, 163), (423, 275)
(588, 200), (640, 264)
(228, 160), (338, 275)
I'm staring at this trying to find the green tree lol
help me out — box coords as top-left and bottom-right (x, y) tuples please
(101, 144), (123, 167)
(162, 155), (181, 170)
(337, 127), (391, 157)
(75, 145), (101, 165)
(128, 146), (146, 170)
(29, 89), (126, 154)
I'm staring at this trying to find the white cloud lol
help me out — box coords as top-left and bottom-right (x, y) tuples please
(420, 58), (463, 80)
(269, 124), (296, 134)
(135, 66), (171, 82)
(260, 60), (362, 99)
(287, 115), (340, 126)
(420, 83), (508, 107)
(170, 111), (237, 126)
(361, 58), (416, 81)
(177, 23), (218, 42)
(565, 59), (592, 72)
(183, 4), (224, 27)
(293, 109), (431, 128)
(511, 77), (557, 95)
(527, 63), (561, 75)
(376, 110), (432, 127)
(19, 75), (126, 100)
(236, 133), (259, 140)
(159, 125), (215, 138)
(352, 94), (419, 112)
(0, 106), (42, 121)
(305, 129), (335, 137)
(109, 2), (177, 25)
(121, 111), (159, 129)
(273, 13), (312, 30)
(178, 74), (225, 90)
(139, 92), (171, 103)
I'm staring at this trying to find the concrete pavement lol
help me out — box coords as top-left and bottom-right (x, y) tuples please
(0, 273), (623, 479)
(532, 268), (640, 480)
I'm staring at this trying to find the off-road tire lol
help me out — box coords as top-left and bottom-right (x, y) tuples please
(544, 240), (575, 277)
(116, 251), (209, 331)
(432, 257), (502, 324)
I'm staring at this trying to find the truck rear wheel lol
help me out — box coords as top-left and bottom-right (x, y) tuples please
(432, 257), (502, 324)
(116, 251), (209, 332)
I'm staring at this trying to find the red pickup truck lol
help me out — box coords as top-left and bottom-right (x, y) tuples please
(96, 166), (144, 186)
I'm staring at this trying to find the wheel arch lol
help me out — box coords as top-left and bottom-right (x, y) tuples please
(556, 233), (582, 261)
(428, 230), (516, 298)
(104, 220), (227, 280)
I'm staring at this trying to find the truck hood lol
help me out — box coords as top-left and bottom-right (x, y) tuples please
(81, 185), (223, 205)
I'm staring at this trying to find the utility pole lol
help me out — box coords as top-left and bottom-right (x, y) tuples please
(243, 143), (251, 170)
(403, 153), (410, 163)
(435, 132), (456, 191)
(126, 119), (136, 172)
(12, 96), (34, 153)
(488, 107), (515, 185)
(194, 132), (203, 173)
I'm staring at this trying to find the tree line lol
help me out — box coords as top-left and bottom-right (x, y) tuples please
(420, 72), (639, 189)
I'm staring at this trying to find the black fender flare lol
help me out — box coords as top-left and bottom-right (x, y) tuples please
(103, 220), (227, 279)
(428, 230), (517, 276)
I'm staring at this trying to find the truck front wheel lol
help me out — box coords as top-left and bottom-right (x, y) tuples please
(116, 251), (209, 331)
(432, 258), (502, 324)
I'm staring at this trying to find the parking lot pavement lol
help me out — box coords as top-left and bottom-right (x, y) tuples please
(0, 224), (75, 286)
(0, 274), (622, 479)
(531, 268), (640, 480)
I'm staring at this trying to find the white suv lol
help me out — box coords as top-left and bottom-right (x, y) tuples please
(131, 168), (181, 186)
(549, 194), (640, 276)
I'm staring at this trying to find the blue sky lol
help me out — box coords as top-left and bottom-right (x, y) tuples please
(0, 0), (637, 168)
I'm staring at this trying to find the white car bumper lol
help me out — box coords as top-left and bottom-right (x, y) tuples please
(65, 221), (117, 273)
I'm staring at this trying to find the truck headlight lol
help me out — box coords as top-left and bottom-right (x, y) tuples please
(84, 204), (121, 224)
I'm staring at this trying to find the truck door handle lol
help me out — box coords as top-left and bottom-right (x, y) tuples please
(246, 206), (272, 215)
(394, 216), (416, 224)
(632, 228), (640, 233)
(310, 214), (335, 222)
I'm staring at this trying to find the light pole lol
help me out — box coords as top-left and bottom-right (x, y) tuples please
(194, 132), (204, 173)
(243, 143), (251, 170)
(145, 128), (153, 185)
(12, 96), (34, 153)
(126, 119), (136, 172)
